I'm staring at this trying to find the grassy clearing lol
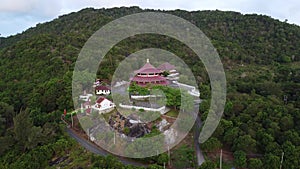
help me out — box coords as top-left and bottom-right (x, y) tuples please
(165, 109), (179, 118)
(101, 109), (116, 121)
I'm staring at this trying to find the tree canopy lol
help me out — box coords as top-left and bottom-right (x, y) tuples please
(0, 6), (299, 168)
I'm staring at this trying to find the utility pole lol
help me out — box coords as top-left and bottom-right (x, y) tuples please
(279, 152), (284, 169)
(220, 149), (223, 169)
(81, 103), (84, 113)
(71, 112), (74, 128)
(114, 131), (116, 144)
(168, 146), (171, 166)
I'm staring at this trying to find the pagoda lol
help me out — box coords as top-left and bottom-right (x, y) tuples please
(131, 59), (168, 86)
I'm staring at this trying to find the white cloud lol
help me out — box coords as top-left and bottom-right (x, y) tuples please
(36, 0), (62, 17)
(0, 0), (37, 13)
(0, 0), (62, 17)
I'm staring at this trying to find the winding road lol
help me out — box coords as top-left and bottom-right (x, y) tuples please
(65, 96), (205, 167)
(66, 128), (148, 167)
(194, 115), (205, 166)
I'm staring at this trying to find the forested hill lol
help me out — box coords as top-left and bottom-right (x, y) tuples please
(0, 6), (299, 112)
(1, 7), (300, 63)
(0, 7), (300, 169)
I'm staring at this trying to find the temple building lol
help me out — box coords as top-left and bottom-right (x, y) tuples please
(157, 62), (179, 80)
(131, 59), (168, 86)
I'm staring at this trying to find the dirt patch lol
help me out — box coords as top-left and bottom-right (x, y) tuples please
(206, 147), (234, 163)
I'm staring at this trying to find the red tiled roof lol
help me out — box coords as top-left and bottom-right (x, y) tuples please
(134, 62), (162, 74)
(131, 76), (167, 82)
(95, 86), (110, 90)
(157, 62), (176, 71)
(86, 108), (91, 114)
(96, 96), (106, 104)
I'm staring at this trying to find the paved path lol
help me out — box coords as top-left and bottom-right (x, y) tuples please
(66, 128), (148, 167)
(194, 115), (205, 166)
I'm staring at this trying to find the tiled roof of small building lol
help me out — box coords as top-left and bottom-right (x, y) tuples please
(157, 62), (176, 71)
(95, 86), (110, 90)
(96, 96), (106, 103)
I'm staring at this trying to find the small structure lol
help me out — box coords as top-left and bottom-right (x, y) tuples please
(157, 62), (179, 80)
(113, 80), (129, 87)
(157, 119), (170, 131)
(157, 62), (176, 72)
(94, 79), (101, 87)
(82, 100), (92, 114)
(172, 81), (200, 97)
(93, 79), (110, 87)
(95, 86), (111, 95)
(119, 103), (166, 114)
(131, 59), (168, 87)
(79, 91), (93, 102)
(92, 96), (115, 114)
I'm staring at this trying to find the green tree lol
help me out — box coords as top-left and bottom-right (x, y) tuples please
(0, 114), (5, 135)
(256, 130), (274, 151)
(14, 110), (33, 151)
(198, 160), (216, 169)
(157, 153), (169, 165)
(201, 137), (222, 151)
(180, 92), (194, 112)
(279, 115), (294, 131)
(282, 141), (300, 169)
(13, 110), (45, 151)
(248, 158), (263, 169)
(129, 82), (149, 95)
(233, 150), (247, 168)
(0, 135), (15, 155)
(171, 145), (195, 169)
(263, 154), (280, 169)
(199, 84), (210, 100)
(0, 102), (15, 132)
(224, 127), (239, 146)
(233, 134), (257, 153)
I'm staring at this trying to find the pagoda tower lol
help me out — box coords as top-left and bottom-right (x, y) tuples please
(131, 59), (168, 86)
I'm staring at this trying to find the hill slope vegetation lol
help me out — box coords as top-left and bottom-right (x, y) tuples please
(0, 7), (299, 169)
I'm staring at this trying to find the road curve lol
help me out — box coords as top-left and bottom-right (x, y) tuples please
(194, 115), (205, 166)
(66, 128), (148, 167)
(65, 99), (205, 167)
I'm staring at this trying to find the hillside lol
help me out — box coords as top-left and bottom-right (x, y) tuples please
(0, 6), (299, 169)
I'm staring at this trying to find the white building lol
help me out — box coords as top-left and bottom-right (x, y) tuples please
(79, 93), (93, 102)
(95, 86), (111, 95)
(92, 96), (115, 114)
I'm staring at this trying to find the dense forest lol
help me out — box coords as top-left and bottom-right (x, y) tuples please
(0, 6), (299, 169)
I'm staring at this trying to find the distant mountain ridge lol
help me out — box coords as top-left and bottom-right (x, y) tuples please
(1, 6), (300, 63)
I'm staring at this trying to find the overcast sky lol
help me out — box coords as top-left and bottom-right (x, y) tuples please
(0, 0), (299, 37)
